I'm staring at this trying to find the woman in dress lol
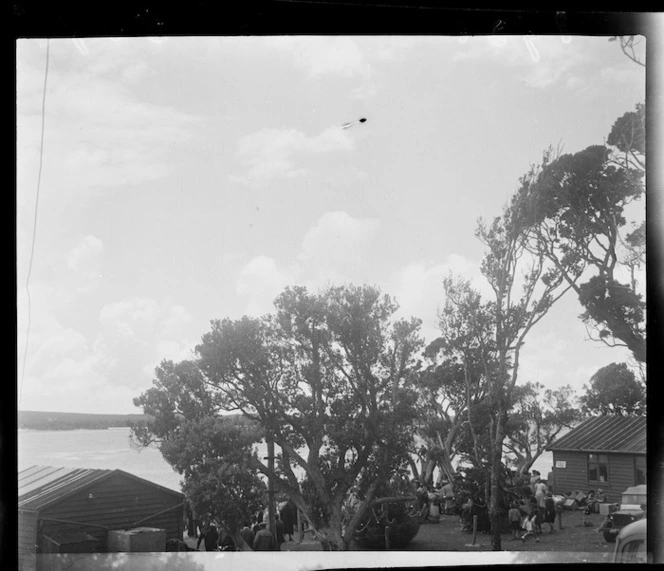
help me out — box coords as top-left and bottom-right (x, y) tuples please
(534, 478), (548, 509)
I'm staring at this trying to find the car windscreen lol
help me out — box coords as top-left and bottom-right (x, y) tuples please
(621, 494), (646, 505)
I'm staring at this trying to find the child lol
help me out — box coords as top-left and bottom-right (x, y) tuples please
(521, 512), (540, 543)
(508, 502), (522, 540)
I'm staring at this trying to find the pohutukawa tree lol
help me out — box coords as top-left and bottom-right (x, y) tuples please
(504, 381), (582, 476)
(579, 361), (646, 416)
(510, 106), (646, 364)
(415, 275), (494, 489)
(134, 284), (423, 551)
(131, 360), (267, 550)
(476, 180), (573, 550)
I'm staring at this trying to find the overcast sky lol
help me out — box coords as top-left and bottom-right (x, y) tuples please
(16, 35), (646, 414)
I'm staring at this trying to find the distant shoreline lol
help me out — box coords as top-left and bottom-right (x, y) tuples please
(18, 410), (151, 431)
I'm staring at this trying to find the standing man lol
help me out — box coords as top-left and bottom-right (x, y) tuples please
(253, 522), (276, 551)
(196, 523), (219, 551)
(240, 521), (255, 548)
(275, 514), (286, 550)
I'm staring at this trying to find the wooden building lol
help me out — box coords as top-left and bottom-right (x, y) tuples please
(19, 465), (184, 570)
(546, 415), (646, 503)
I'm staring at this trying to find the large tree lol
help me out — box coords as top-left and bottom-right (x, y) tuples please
(477, 179), (573, 550)
(504, 382), (582, 476)
(415, 275), (494, 490)
(131, 360), (266, 549)
(136, 284), (423, 551)
(511, 107), (646, 363)
(579, 361), (646, 416)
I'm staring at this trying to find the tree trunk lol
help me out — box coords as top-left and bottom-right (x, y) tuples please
(316, 524), (346, 551)
(314, 502), (348, 550)
(436, 433), (457, 485)
(489, 413), (505, 551)
(407, 456), (420, 482)
(424, 458), (436, 485)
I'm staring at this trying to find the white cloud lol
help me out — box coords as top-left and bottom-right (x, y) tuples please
(16, 40), (201, 199)
(390, 254), (489, 343)
(231, 127), (355, 186)
(298, 211), (380, 280)
(67, 235), (104, 290)
(235, 255), (298, 316)
(264, 36), (366, 77)
(451, 36), (615, 90)
(94, 298), (195, 390)
(235, 211), (381, 315)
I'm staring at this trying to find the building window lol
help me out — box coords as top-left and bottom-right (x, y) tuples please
(634, 457), (646, 485)
(588, 453), (608, 483)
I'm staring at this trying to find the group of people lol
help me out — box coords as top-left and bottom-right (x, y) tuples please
(194, 499), (299, 552)
(508, 475), (558, 542)
(415, 479), (456, 523)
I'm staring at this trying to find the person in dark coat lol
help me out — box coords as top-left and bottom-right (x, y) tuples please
(196, 523), (219, 551)
(185, 501), (197, 537)
(528, 495), (542, 534)
(275, 514), (285, 549)
(471, 495), (490, 533)
(251, 516), (262, 536)
(240, 522), (255, 547)
(253, 522), (276, 551)
(280, 499), (297, 541)
(543, 492), (556, 532)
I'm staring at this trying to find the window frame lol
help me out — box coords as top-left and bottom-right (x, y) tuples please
(587, 453), (609, 484)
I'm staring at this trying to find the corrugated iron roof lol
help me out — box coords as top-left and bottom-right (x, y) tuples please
(18, 465), (183, 512)
(19, 465), (112, 511)
(547, 415), (646, 454)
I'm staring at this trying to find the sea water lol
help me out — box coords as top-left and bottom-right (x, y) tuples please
(17, 428), (184, 492)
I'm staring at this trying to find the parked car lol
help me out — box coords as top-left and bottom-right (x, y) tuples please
(612, 518), (648, 563)
(600, 484), (646, 543)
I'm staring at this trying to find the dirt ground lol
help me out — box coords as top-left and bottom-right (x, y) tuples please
(184, 508), (615, 554)
(380, 509), (614, 553)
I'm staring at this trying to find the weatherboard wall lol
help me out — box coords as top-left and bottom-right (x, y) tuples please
(551, 451), (646, 503)
(18, 510), (37, 571)
(37, 472), (184, 550)
(19, 470), (184, 568)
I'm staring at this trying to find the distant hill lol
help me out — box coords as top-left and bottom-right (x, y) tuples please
(18, 410), (153, 431)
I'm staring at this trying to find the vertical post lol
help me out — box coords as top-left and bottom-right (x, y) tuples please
(267, 437), (276, 549)
(297, 508), (304, 543)
(472, 515), (478, 545)
(557, 504), (563, 530)
(384, 524), (390, 550)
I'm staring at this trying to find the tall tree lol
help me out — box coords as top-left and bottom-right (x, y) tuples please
(131, 360), (266, 549)
(193, 284), (422, 551)
(416, 275), (495, 488)
(477, 179), (572, 550)
(504, 382), (582, 475)
(511, 108), (646, 363)
(579, 362), (646, 416)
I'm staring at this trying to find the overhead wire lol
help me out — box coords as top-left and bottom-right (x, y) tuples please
(19, 39), (50, 409)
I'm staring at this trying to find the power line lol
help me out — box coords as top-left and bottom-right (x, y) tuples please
(19, 39), (50, 409)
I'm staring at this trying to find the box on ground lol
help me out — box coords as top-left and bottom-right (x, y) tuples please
(599, 503), (619, 516)
(108, 527), (166, 552)
(563, 498), (578, 510)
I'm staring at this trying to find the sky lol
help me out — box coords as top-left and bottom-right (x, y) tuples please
(16, 35), (647, 414)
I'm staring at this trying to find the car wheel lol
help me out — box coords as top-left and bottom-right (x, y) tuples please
(603, 529), (616, 543)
